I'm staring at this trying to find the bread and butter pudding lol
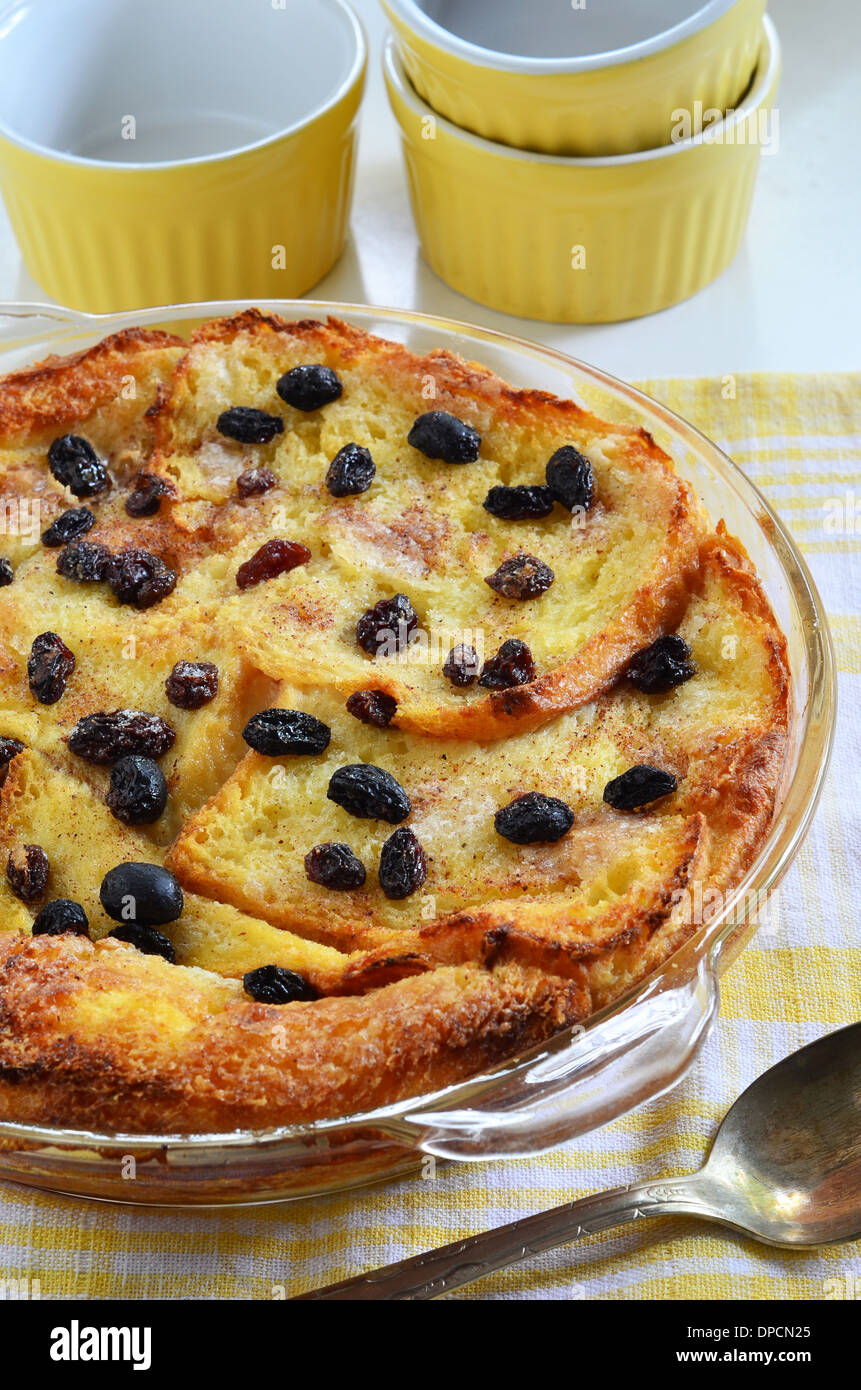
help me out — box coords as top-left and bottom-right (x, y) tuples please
(0, 309), (789, 1134)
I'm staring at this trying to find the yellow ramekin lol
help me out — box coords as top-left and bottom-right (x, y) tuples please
(384, 19), (780, 324)
(382, 0), (765, 156)
(0, 0), (366, 312)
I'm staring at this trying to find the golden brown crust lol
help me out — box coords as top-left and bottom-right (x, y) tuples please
(0, 934), (587, 1132)
(0, 311), (790, 1135)
(0, 328), (185, 441)
(676, 529), (791, 892)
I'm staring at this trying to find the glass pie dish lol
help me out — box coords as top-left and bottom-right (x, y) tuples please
(0, 300), (835, 1206)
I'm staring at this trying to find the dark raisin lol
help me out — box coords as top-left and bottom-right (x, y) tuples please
(356, 593), (418, 657)
(325, 443), (376, 497)
(56, 540), (112, 582)
(0, 558), (12, 586)
(304, 842), (367, 891)
(32, 899), (90, 938)
(478, 638), (536, 690)
(242, 708), (331, 756)
(28, 632), (75, 704)
(346, 689), (397, 727)
(627, 634), (696, 694)
(237, 466), (277, 499)
(48, 434), (108, 497)
(494, 792), (575, 844)
(107, 548), (177, 608)
(407, 411), (480, 464)
(125, 472), (170, 517)
(6, 844), (50, 903)
(99, 862), (183, 926)
(0, 736), (24, 787)
(485, 552), (554, 600)
(603, 764), (678, 811)
(442, 643), (480, 688)
(483, 484), (555, 521)
(276, 364), (342, 412)
(327, 764), (411, 823)
(165, 661), (219, 710)
(216, 407), (284, 445)
(41, 506), (96, 547)
(545, 445), (595, 512)
(378, 827), (428, 899)
(106, 756), (168, 825)
(243, 964), (318, 1004)
(68, 709), (176, 764)
(236, 538), (311, 590)
(108, 922), (176, 963)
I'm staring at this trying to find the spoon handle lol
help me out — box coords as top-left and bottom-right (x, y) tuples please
(293, 1174), (707, 1300)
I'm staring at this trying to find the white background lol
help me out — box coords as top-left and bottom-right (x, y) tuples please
(0, 0), (857, 380)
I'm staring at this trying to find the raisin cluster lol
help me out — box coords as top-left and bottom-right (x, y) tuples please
(68, 710), (176, 764)
(54, 538), (177, 608)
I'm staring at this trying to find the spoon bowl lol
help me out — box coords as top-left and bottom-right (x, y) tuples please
(700, 1021), (861, 1247)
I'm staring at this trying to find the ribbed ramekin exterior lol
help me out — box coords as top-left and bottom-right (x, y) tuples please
(384, 0), (765, 157)
(0, 84), (362, 312)
(386, 26), (779, 323)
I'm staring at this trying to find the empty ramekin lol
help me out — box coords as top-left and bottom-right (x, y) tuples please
(382, 0), (765, 156)
(384, 19), (780, 324)
(0, 0), (366, 311)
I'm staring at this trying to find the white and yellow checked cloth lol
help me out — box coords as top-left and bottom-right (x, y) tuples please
(0, 371), (858, 1301)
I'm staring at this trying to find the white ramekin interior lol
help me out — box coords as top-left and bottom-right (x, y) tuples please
(0, 0), (365, 167)
(387, 0), (741, 70)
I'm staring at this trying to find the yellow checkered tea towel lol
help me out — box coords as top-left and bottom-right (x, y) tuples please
(0, 371), (858, 1301)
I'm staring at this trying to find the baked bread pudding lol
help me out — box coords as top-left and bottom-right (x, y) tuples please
(0, 310), (789, 1133)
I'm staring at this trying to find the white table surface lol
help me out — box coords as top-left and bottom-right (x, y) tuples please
(0, 0), (857, 382)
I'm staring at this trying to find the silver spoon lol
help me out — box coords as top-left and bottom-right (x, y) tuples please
(295, 1021), (861, 1300)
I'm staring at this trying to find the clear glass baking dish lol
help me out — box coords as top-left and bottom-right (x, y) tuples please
(0, 300), (835, 1206)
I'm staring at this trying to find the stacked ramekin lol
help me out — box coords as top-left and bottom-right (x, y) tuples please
(382, 0), (780, 321)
